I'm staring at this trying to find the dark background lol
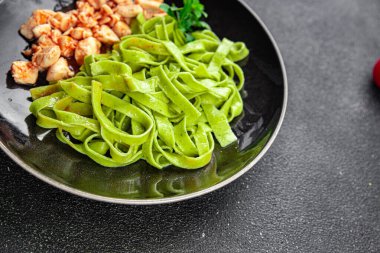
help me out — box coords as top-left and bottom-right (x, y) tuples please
(1, 0), (380, 252)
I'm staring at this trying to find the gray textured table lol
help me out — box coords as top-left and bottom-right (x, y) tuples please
(1, 0), (380, 252)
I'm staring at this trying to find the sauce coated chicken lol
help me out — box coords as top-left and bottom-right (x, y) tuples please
(11, 0), (165, 85)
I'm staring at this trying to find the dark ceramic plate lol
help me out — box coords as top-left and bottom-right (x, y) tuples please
(0, 0), (287, 204)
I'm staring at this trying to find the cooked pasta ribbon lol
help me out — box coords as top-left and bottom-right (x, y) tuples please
(29, 15), (249, 169)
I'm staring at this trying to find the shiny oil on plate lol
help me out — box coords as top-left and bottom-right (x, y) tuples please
(0, 0), (287, 204)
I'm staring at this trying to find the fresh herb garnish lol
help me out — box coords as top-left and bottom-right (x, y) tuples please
(160, 0), (210, 42)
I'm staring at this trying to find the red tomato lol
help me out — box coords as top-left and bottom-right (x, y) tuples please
(373, 59), (380, 88)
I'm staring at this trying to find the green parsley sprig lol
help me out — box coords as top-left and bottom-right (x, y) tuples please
(160, 0), (210, 42)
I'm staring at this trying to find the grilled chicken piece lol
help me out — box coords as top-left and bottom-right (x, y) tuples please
(46, 57), (74, 82)
(11, 61), (39, 85)
(57, 36), (78, 57)
(19, 9), (55, 40)
(116, 4), (143, 18)
(112, 21), (131, 38)
(94, 25), (119, 44)
(32, 46), (61, 70)
(74, 37), (101, 65)
(32, 24), (52, 38)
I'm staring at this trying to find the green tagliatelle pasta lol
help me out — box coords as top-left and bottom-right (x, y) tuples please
(29, 14), (249, 169)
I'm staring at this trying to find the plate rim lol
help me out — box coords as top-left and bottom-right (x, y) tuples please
(0, 0), (288, 205)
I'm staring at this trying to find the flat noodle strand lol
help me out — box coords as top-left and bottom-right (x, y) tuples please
(29, 15), (249, 169)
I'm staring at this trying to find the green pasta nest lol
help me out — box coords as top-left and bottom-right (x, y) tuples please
(29, 14), (249, 169)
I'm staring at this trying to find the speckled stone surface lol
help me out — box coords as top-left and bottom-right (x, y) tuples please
(1, 0), (380, 252)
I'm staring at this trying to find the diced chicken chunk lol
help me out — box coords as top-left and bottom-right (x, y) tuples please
(87, 0), (107, 10)
(57, 36), (78, 57)
(32, 24), (52, 38)
(70, 27), (93, 40)
(11, 61), (39, 85)
(112, 21), (131, 38)
(116, 4), (143, 18)
(98, 16), (111, 25)
(76, 2), (98, 28)
(50, 12), (78, 32)
(143, 9), (166, 19)
(37, 34), (56, 47)
(137, 0), (164, 10)
(76, 0), (95, 15)
(94, 25), (119, 44)
(100, 4), (113, 16)
(75, 37), (101, 65)
(105, 14), (120, 27)
(137, 0), (166, 19)
(32, 9), (56, 24)
(46, 57), (74, 82)
(20, 18), (36, 40)
(32, 46), (61, 69)
(50, 29), (63, 44)
(19, 10), (55, 40)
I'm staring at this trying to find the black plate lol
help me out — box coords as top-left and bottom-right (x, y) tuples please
(0, 0), (287, 204)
